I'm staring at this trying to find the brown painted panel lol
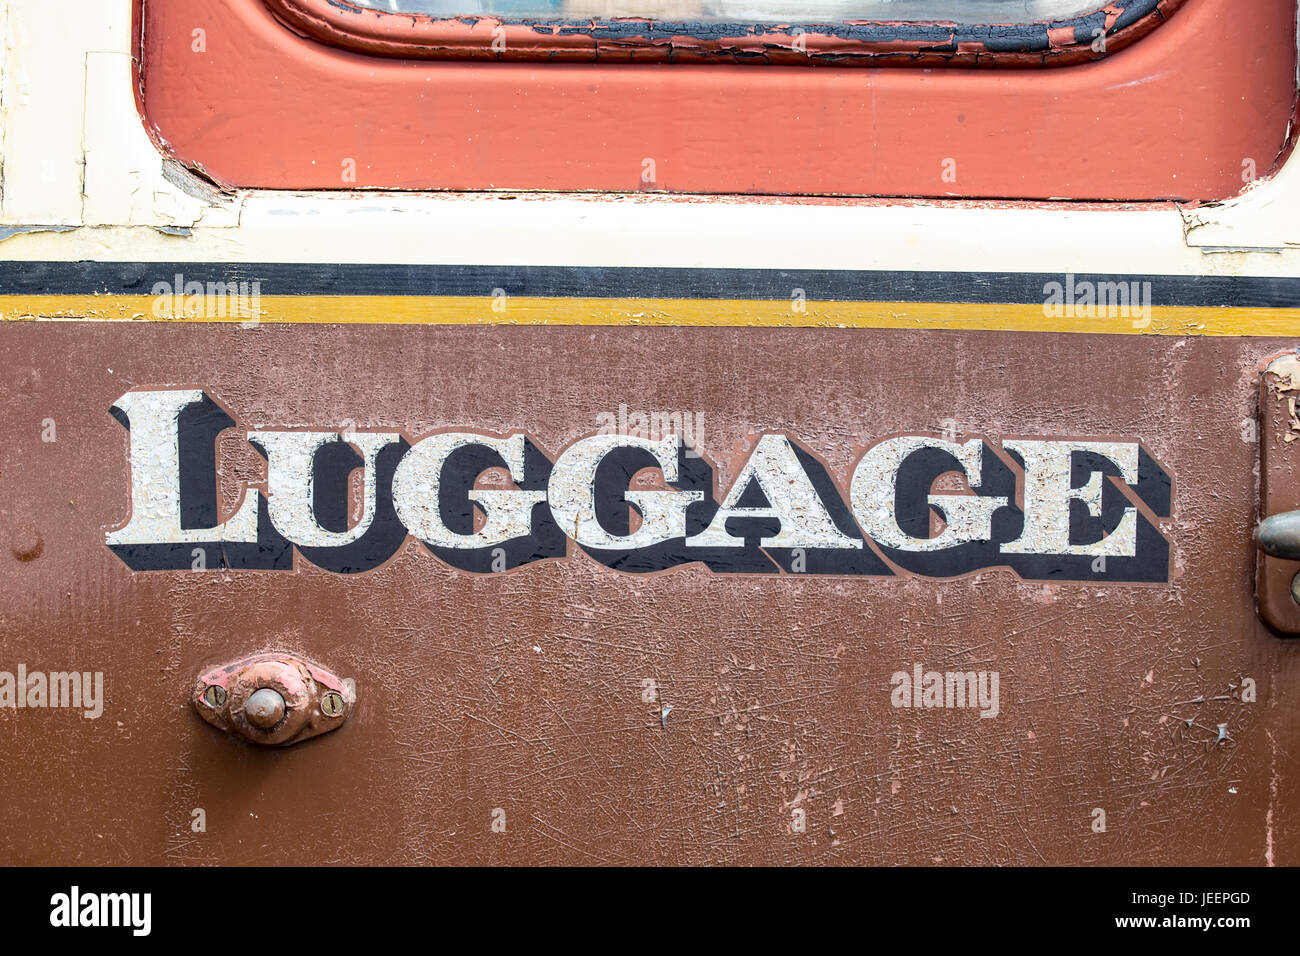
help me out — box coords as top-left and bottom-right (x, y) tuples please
(1, 323), (1296, 865)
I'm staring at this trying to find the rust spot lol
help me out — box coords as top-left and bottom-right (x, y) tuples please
(10, 528), (44, 562)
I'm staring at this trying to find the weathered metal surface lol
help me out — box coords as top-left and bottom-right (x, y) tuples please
(1, 321), (1296, 865)
(1257, 353), (1300, 635)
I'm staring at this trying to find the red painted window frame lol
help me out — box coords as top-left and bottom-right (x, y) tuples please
(137, 0), (1298, 200)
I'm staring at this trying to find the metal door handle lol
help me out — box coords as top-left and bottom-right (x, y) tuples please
(194, 652), (355, 746)
(1257, 510), (1300, 561)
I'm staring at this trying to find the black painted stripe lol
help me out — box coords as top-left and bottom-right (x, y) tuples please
(1, 261), (1298, 309)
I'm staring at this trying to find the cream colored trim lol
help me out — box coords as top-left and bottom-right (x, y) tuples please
(0, 0), (1296, 279)
(0, 0), (240, 230)
(1179, 0), (1300, 252)
(1181, 138), (1300, 253)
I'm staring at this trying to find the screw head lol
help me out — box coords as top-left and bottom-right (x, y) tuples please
(1291, 571), (1300, 605)
(202, 685), (227, 708)
(321, 691), (346, 717)
(245, 688), (286, 729)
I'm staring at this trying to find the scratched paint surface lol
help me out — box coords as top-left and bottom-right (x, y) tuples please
(0, 323), (1296, 864)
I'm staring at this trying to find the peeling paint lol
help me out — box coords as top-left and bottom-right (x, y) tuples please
(0, 224), (77, 243)
(266, 0), (1182, 65)
(1265, 353), (1300, 441)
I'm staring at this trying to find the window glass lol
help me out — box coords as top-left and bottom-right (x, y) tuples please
(348, 1), (1104, 23)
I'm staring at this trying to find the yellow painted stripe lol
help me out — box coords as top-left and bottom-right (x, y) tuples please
(1, 295), (1299, 336)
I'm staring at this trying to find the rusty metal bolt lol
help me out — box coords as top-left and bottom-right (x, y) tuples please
(245, 688), (286, 728)
(321, 691), (345, 717)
